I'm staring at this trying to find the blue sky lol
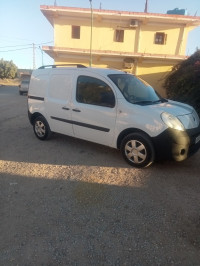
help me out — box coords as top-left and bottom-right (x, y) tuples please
(0, 0), (199, 69)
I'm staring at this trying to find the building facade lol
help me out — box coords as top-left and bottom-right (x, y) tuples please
(40, 5), (200, 95)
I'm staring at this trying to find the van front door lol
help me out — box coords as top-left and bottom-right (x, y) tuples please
(46, 73), (74, 137)
(71, 75), (117, 146)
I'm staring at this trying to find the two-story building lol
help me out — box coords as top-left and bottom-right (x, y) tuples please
(40, 5), (200, 95)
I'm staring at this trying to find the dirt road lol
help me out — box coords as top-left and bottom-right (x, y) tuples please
(1, 86), (200, 265)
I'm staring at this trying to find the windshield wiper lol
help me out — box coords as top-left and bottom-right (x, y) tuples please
(133, 100), (154, 105)
(133, 99), (168, 105)
(152, 99), (163, 104)
(153, 98), (168, 103)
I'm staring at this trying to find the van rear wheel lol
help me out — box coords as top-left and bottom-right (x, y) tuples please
(33, 116), (51, 140)
(121, 133), (155, 168)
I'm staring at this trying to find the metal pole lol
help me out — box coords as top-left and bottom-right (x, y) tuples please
(89, 0), (93, 67)
(39, 46), (44, 66)
(33, 43), (36, 69)
(144, 0), (148, 13)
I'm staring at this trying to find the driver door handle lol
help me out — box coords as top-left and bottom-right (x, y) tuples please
(72, 108), (81, 112)
(62, 107), (70, 110)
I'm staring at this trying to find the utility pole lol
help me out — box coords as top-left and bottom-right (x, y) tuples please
(39, 46), (44, 66)
(33, 43), (36, 69)
(89, 0), (93, 67)
(144, 0), (148, 13)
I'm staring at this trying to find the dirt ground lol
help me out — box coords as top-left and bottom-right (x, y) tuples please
(1, 86), (200, 265)
(0, 78), (20, 86)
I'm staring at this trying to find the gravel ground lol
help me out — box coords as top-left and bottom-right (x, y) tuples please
(0, 86), (200, 265)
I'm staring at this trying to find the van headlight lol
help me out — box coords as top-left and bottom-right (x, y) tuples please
(161, 112), (185, 131)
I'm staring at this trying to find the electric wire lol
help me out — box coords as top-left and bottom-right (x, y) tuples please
(0, 41), (53, 52)
(0, 44), (33, 49)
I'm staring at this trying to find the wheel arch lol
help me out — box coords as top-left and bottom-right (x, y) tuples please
(28, 111), (45, 125)
(117, 128), (153, 149)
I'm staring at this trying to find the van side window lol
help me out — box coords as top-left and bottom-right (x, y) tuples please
(76, 76), (115, 108)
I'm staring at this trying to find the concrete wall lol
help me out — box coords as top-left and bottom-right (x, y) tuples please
(54, 16), (189, 56)
(51, 13), (194, 95)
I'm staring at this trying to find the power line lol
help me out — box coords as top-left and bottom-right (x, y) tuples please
(1, 35), (35, 43)
(0, 47), (32, 53)
(0, 43), (33, 49)
(0, 41), (53, 52)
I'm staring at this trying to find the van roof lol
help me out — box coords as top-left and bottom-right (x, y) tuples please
(82, 67), (126, 75)
(33, 65), (127, 76)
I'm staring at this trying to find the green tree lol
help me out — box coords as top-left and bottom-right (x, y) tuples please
(163, 50), (200, 116)
(0, 58), (18, 79)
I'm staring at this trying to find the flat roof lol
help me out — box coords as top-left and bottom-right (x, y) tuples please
(40, 5), (200, 26)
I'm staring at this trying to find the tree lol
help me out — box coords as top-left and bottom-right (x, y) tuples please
(163, 50), (200, 116)
(0, 59), (18, 79)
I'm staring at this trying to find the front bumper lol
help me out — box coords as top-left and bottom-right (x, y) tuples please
(152, 124), (200, 162)
(20, 88), (28, 92)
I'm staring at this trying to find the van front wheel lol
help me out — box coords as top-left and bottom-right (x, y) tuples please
(121, 133), (155, 168)
(33, 116), (51, 140)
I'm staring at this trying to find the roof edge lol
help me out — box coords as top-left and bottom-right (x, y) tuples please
(42, 46), (188, 61)
(40, 5), (200, 21)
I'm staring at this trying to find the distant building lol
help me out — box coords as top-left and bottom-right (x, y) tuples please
(17, 69), (32, 79)
(40, 5), (200, 95)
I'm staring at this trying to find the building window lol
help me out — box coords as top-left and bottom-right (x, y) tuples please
(115, 30), (124, 42)
(72, 25), (80, 39)
(155, 32), (167, 45)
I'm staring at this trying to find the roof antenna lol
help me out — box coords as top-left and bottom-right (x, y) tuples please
(144, 0), (148, 13)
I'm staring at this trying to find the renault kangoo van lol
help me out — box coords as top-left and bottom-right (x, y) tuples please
(28, 65), (200, 167)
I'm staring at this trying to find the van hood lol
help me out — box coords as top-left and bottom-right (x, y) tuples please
(152, 100), (193, 116)
(149, 100), (199, 129)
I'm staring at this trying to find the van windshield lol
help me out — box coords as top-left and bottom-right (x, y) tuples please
(108, 74), (166, 105)
(22, 80), (30, 84)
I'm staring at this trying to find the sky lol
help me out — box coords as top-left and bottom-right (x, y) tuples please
(0, 0), (199, 69)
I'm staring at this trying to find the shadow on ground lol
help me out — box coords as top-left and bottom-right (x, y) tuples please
(1, 171), (200, 265)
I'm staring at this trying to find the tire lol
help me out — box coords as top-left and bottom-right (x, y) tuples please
(33, 116), (51, 140)
(120, 132), (155, 168)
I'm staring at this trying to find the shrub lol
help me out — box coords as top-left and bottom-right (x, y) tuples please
(163, 50), (200, 116)
(0, 59), (18, 79)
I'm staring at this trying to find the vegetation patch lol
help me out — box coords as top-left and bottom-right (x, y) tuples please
(0, 58), (18, 79)
(164, 50), (200, 116)
(0, 78), (20, 86)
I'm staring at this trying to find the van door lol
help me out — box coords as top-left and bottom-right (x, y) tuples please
(46, 72), (74, 136)
(71, 75), (117, 146)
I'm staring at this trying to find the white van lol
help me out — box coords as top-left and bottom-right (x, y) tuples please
(28, 65), (200, 167)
